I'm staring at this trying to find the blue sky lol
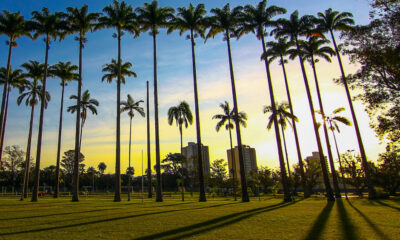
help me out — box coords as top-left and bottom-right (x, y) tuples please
(0, 0), (380, 174)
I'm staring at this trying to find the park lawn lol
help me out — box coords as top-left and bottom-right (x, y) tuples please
(0, 194), (398, 240)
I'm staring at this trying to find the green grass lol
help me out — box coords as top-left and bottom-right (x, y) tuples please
(0, 194), (399, 240)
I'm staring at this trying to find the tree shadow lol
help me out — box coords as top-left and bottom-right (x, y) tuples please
(336, 199), (358, 240)
(0, 201), (241, 236)
(347, 201), (390, 240)
(133, 200), (300, 240)
(374, 200), (400, 211)
(303, 201), (334, 240)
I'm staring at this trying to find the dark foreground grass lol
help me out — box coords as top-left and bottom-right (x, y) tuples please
(0, 194), (399, 240)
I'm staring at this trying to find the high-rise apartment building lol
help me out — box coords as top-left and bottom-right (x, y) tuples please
(227, 145), (257, 182)
(182, 142), (210, 177)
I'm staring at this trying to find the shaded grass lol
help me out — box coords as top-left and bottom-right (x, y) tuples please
(0, 195), (399, 240)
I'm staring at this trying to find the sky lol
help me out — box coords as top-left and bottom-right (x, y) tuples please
(0, 0), (383, 175)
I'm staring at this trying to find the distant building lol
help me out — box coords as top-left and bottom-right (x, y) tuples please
(227, 145), (257, 182)
(304, 151), (329, 190)
(182, 142), (210, 177)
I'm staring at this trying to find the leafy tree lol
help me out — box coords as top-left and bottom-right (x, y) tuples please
(98, 162), (107, 175)
(49, 61), (78, 198)
(120, 94), (144, 201)
(29, 7), (66, 202)
(209, 159), (227, 189)
(212, 101), (247, 201)
(264, 37), (308, 197)
(61, 150), (85, 186)
(86, 166), (98, 192)
(2, 145), (25, 189)
(168, 3), (207, 202)
(18, 61), (49, 199)
(340, 152), (366, 196)
(0, 11), (30, 168)
(97, 0), (139, 202)
(65, 4), (99, 202)
(67, 90), (99, 149)
(273, 10), (335, 201)
(303, 156), (323, 195)
(377, 144), (400, 196)
(136, 0), (175, 202)
(206, 3), (250, 202)
(161, 153), (186, 200)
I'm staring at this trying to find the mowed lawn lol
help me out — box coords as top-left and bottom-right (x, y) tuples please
(0, 194), (399, 240)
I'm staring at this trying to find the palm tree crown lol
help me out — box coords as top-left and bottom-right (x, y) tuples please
(264, 102), (298, 130)
(29, 7), (66, 42)
(212, 101), (247, 132)
(206, 4), (243, 39)
(68, 89), (99, 120)
(263, 38), (292, 64)
(49, 61), (79, 86)
(272, 10), (315, 42)
(168, 101), (193, 129)
(240, 0), (286, 39)
(121, 94), (145, 119)
(316, 8), (354, 34)
(0, 67), (26, 92)
(293, 36), (336, 64)
(0, 10), (30, 43)
(135, 1), (175, 36)
(101, 59), (136, 84)
(65, 5), (100, 43)
(168, 3), (206, 37)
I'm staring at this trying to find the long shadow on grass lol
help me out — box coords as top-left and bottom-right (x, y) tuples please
(0, 202), (239, 236)
(133, 200), (300, 240)
(347, 201), (390, 240)
(374, 200), (400, 211)
(336, 199), (358, 240)
(303, 201), (334, 240)
(0, 207), (121, 221)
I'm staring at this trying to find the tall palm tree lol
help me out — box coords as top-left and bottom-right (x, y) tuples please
(97, 0), (139, 202)
(0, 67), (26, 160)
(319, 107), (352, 199)
(136, 1), (175, 202)
(67, 89), (99, 149)
(273, 10), (335, 201)
(206, 3), (250, 202)
(240, 1), (291, 202)
(316, 9), (376, 199)
(295, 36), (341, 198)
(0, 11), (30, 167)
(29, 7), (65, 202)
(264, 103), (298, 184)
(120, 94), (145, 201)
(18, 61), (45, 199)
(167, 101), (193, 201)
(264, 37), (309, 198)
(146, 81), (152, 198)
(49, 61), (78, 198)
(167, 3), (207, 202)
(65, 4), (99, 202)
(212, 101), (247, 201)
(101, 58), (136, 201)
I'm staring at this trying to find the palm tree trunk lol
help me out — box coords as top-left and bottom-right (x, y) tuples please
(329, 30), (375, 199)
(190, 30), (206, 202)
(179, 124), (184, 202)
(79, 118), (84, 150)
(330, 125), (348, 199)
(153, 31), (162, 202)
(128, 117), (132, 201)
(54, 84), (65, 198)
(32, 36), (50, 202)
(226, 31), (249, 202)
(72, 37), (83, 202)
(146, 80), (152, 198)
(261, 36), (291, 202)
(21, 104), (35, 200)
(0, 42), (13, 168)
(228, 121), (237, 201)
(281, 56), (308, 198)
(114, 30), (122, 202)
(280, 124), (291, 179)
(0, 89), (10, 164)
(311, 59), (341, 198)
(295, 38), (334, 201)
